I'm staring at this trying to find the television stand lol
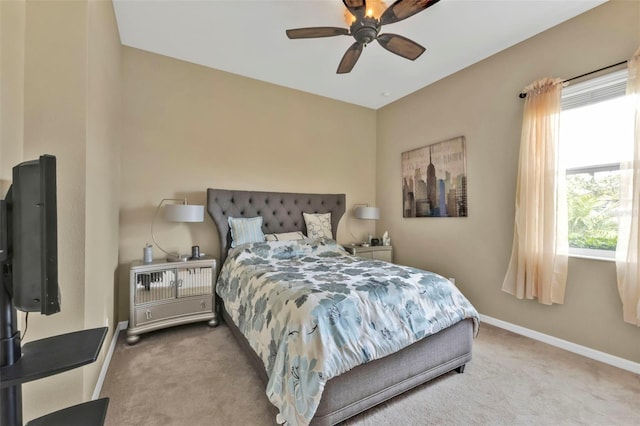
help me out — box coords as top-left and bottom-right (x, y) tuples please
(0, 278), (109, 425)
(26, 398), (109, 426)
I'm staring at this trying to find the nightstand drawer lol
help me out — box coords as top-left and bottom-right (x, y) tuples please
(371, 250), (392, 262)
(134, 296), (213, 326)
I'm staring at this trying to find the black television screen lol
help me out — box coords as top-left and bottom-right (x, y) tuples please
(1, 154), (60, 315)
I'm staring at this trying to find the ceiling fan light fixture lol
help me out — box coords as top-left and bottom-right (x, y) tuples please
(343, 0), (386, 25)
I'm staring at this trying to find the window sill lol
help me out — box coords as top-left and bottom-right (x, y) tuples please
(568, 251), (615, 263)
(569, 253), (615, 262)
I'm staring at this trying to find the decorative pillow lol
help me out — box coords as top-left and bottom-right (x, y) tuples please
(265, 231), (307, 241)
(303, 212), (333, 239)
(228, 216), (265, 248)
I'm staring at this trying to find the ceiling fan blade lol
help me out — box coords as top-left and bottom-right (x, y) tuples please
(286, 27), (349, 39)
(342, 0), (366, 19)
(377, 33), (425, 60)
(337, 42), (364, 74)
(380, 0), (442, 26)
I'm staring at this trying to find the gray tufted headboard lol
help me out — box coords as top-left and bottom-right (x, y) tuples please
(207, 188), (346, 266)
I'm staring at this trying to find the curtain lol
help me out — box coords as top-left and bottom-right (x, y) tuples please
(502, 78), (568, 305)
(615, 47), (640, 326)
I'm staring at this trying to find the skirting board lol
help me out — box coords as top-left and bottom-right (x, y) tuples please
(92, 321), (129, 400)
(479, 314), (640, 375)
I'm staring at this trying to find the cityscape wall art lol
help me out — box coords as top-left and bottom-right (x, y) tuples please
(401, 136), (468, 218)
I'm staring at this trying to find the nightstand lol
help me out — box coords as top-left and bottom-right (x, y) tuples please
(126, 257), (218, 344)
(343, 244), (393, 263)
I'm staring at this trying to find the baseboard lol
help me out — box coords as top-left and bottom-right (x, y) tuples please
(92, 321), (129, 400)
(479, 314), (640, 375)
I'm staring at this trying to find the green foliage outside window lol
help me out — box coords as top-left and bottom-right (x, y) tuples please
(566, 172), (619, 251)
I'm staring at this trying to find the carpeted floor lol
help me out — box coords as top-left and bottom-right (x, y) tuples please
(100, 322), (639, 425)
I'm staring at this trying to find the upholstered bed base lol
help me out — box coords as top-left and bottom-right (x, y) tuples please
(206, 188), (474, 425)
(222, 303), (473, 425)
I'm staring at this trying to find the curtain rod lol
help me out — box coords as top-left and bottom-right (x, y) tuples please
(518, 60), (628, 99)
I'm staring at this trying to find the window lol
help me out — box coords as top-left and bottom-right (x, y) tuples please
(559, 70), (635, 259)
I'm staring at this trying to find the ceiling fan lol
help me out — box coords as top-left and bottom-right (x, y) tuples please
(286, 0), (442, 74)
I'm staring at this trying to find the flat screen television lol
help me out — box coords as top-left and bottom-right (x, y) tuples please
(0, 154), (60, 315)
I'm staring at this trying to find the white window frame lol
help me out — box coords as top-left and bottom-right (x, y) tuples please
(560, 69), (629, 261)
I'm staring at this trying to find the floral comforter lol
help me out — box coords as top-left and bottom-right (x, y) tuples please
(216, 238), (479, 425)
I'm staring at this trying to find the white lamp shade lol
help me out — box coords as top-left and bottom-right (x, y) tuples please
(354, 206), (380, 220)
(164, 204), (204, 222)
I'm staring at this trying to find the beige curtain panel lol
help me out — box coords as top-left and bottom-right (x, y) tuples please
(502, 78), (568, 305)
(616, 47), (640, 326)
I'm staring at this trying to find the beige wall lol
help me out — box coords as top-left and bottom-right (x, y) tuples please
(20, 0), (88, 418)
(0, 0), (25, 193)
(1, 0), (121, 421)
(377, 0), (640, 363)
(117, 47), (377, 319)
(83, 0), (121, 401)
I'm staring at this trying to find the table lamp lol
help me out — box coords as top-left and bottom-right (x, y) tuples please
(151, 198), (204, 261)
(354, 206), (380, 220)
(348, 204), (380, 246)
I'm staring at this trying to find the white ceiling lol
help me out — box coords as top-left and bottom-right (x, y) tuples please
(113, 0), (607, 110)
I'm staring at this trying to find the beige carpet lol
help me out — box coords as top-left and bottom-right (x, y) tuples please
(100, 322), (639, 425)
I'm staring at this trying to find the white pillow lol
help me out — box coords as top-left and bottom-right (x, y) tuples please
(228, 216), (265, 248)
(303, 212), (333, 239)
(265, 231), (307, 241)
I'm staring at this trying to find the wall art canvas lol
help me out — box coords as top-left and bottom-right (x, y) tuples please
(401, 136), (468, 218)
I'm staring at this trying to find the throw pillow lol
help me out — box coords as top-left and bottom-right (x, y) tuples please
(303, 212), (332, 239)
(228, 216), (265, 248)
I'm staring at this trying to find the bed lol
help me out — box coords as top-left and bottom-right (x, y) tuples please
(207, 188), (479, 425)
